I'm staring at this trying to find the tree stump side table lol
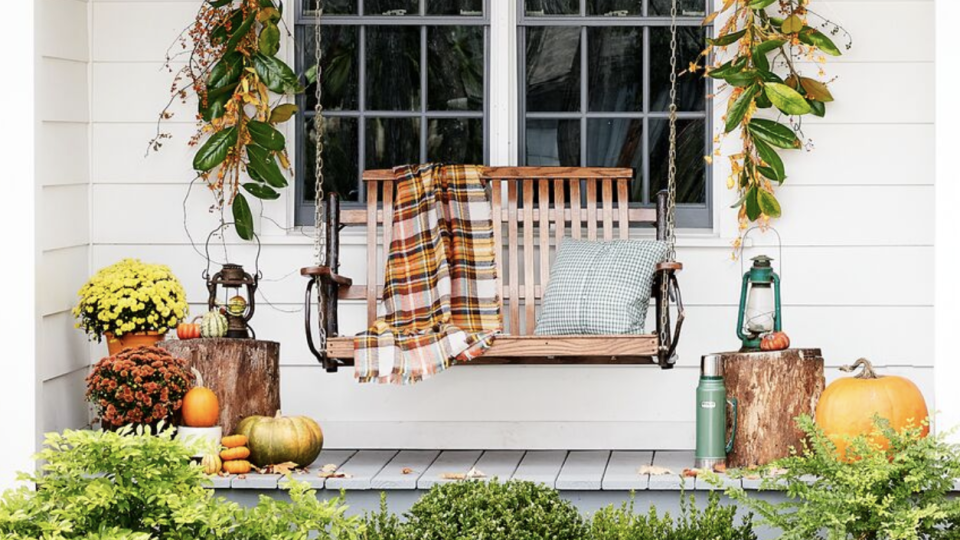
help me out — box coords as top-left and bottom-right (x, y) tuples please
(718, 348), (825, 468)
(160, 338), (280, 436)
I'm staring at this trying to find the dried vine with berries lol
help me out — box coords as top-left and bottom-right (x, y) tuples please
(692, 0), (849, 247)
(152, 0), (311, 240)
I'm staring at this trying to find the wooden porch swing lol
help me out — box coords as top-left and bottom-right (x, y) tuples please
(300, 0), (686, 373)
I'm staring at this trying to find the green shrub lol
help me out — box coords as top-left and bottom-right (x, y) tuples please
(704, 415), (960, 540)
(589, 492), (756, 540)
(364, 479), (588, 540)
(0, 425), (364, 540)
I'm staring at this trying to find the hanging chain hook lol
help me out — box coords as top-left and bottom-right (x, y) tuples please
(311, 0), (329, 356)
(658, 0), (681, 361)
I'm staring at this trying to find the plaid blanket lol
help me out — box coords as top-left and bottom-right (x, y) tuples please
(355, 164), (501, 384)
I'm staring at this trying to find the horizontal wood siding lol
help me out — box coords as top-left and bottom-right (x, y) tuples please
(85, 0), (936, 448)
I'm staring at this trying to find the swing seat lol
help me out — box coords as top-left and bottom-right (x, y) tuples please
(303, 167), (684, 371)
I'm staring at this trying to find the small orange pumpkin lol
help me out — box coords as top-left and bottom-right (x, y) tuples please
(760, 331), (790, 351)
(182, 368), (220, 428)
(222, 460), (253, 475)
(220, 446), (251, 461)
(177, 318), (201, 340)
(815, 358), (929, 459)
(222, 434), (248, 449)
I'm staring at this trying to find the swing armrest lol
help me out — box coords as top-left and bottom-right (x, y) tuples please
(300, 266), (353, 287)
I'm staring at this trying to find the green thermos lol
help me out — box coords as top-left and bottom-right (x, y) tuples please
(695, 354), (738, 470)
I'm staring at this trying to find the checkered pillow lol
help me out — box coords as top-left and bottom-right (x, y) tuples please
(534, 239), (668, 335)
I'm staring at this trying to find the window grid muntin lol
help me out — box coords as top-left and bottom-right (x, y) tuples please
(295, 1), (491, 225)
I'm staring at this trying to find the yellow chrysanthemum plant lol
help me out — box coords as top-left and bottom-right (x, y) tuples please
(73, 259), (189, 342)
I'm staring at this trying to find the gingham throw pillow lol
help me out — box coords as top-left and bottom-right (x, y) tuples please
(534, 239), (668, 335)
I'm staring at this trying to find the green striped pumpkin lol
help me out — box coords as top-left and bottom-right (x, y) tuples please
(200, 310), (228, 338)
(235, 411), (324, 467)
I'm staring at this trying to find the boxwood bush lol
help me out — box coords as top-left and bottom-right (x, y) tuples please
(589, 493), (756, 540)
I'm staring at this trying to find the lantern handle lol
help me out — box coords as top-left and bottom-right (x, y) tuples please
(201, 222), (262, 282)
(739, 226), (783, 281)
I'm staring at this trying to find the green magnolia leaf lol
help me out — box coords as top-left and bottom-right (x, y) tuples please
(247, 120), (286, 151)
(304, 64), (318, 85)
(252, 53), (302, 94)
(759, 70), (784, 84)
(269, 104), (298, 124)
(753, 39), (785, 71)
(232, 194), (255, 240)
(725, 70), (759, 88)
(765, 83), (813, 115)
(798, 27), (842, 56)
(209, 0), (234, 7)
(707, 29), (746, 47)
(748, 119), (801, 149)
(757, 189), (782, 218)
(199, 85), (235, 122)
(259, 22), (281, 57)
(207, 52), (244, 90)
(808, 99), (826, 117)
(193, 127), (238, 172)
(726, 85), (758, 133)
(242, 182), (280, 200)
(753, 49), (770, 72)
(753, 138), (785, 182)
(755, 90), (773, 109)
(211, 9), (243, 44)
(258, 6), (281, 23)
(246, 144), (288, 188)
(745, 186), (761, 221)
(799, 77), (834, 102)
(748, 0), (777, 9)
(782, 14), (803, 34)
(224, 12), (257, 53)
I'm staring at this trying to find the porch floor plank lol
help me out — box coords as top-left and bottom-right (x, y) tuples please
(602, 451), (653, 491)
(326, 450), (399, 490)
(417, 450), (484, 489)
(371, 450), (440, 490)
(648, 451), (695, 491)
(512, 450), (568, 489)
(472, 450), (526, 482)
(556, 450), (611, 491)
(280, 449), (358, 490)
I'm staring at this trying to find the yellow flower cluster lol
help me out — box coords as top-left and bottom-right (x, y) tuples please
(72, 258), (189, 341)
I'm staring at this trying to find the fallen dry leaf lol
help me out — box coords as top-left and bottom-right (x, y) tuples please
(401, 467), (415, 475)
(682, 468), (700, 478)
(638, 465), (674, 476)
(440, 473), (466, 480)
(321, 463), (339, 473)
(466, 467), (486, 479)
(263, 462), (299, 475)
(713, 463), (727, 473)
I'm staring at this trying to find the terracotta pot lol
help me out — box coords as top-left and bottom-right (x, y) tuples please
(105, 331), (166, 356)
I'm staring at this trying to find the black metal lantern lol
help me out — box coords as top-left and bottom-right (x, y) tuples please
(206, 263), (257, 339)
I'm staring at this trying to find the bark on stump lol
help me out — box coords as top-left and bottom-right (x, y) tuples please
(721, 348), (825, 468)
(160, 338), (280, 436)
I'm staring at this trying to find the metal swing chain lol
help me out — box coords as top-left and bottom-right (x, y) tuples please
(312, 0), (328, 351)
(659, 0), (680, 356)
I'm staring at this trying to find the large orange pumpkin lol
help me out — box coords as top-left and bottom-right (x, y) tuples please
(182, 368), (220, 428)
(815, 358), (928, 458)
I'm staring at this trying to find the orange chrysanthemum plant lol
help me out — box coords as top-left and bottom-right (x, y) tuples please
(86, 347), (194, 430)
(692, 0), (849, 251)
(153, 0), (306, 240)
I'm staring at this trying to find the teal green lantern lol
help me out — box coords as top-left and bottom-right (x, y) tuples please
(736, 255), (781, 350)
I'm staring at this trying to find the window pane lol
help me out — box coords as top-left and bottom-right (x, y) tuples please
(366, 117), (421, 168)
(526, 27), (581, 112)
(428, 26), (484, 111)
(587, 0), (640, 16)
(649, 118), (706, 204)
(586, 118), (643, 201)
(525, 0), (579, 16)
(428, 0), (483, 15)
(305, 116), (360, 202)
(303, 0), (356, 15)
(366, 27), (421, 111)
(648, 0), (706, 17)
(428, 118), (483, 163)
(305, 26), (358, 111)
(650, 27), (706, 112)
(364, 0), (419, 15)
(587, 27), (642, 112)
(526, 119), (580, 166)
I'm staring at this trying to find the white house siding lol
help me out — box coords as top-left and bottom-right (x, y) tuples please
(86, 0), (934, 449)
(36, 0), (92, 441)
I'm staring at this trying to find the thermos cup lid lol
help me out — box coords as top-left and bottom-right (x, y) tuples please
(700, 354), (723, 377)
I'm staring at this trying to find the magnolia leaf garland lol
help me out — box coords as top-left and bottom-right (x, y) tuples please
(693, 0), (849, 249)
(157, 0), (305, 240)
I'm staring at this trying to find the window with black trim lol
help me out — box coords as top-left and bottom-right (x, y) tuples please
(295, 0), (489, 225)
(520, 0), (710, 227)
